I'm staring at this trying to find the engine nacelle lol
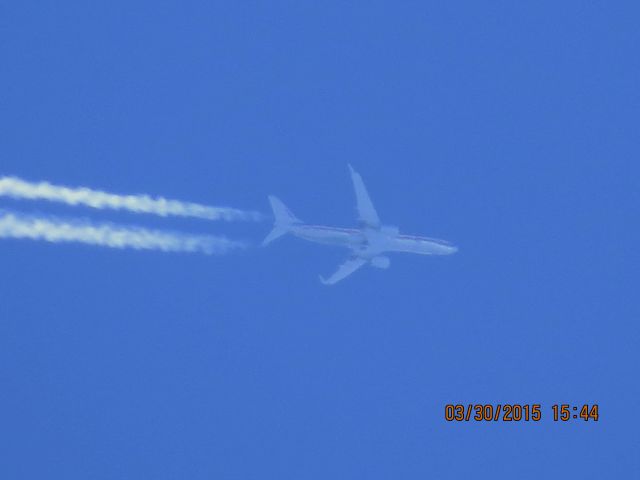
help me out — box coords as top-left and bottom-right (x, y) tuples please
(371, 256), (390, 269)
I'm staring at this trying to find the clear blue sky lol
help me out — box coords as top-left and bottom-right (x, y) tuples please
(2, 2), (638, 478)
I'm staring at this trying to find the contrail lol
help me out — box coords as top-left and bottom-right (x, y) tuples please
(0, 211), (244, 254)
(0, 176), (262, 221)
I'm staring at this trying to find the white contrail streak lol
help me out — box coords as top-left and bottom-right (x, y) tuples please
(0, 211), (244, 254)
(0, 176), (262, 221)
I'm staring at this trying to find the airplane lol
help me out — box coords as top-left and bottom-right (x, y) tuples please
(263, 165), (458, 285)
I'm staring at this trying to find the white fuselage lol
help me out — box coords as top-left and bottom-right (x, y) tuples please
(289, 223), (458, 258)
(264, 166), (457, 284)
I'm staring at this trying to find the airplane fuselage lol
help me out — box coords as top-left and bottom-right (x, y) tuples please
(290, 223), (457, 258)
(263, 165), (457, 284)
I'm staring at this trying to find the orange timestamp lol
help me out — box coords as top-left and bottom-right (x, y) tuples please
(444, 404), (599, 422)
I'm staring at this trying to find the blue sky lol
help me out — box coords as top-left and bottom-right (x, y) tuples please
(1, 1), (638, 478)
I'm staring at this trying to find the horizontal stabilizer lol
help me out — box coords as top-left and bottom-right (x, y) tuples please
(269, 195), (301, 225)
(262, 226), (288, 246)
(262, 196), (301, 246)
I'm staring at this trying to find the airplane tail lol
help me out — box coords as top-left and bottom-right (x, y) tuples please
(262, 195), (301, 245)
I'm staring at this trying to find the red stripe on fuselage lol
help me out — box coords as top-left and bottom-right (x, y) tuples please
(301, 225), (360, 234)
(396, 234), (454, 246)
(299, 226), (452, 246)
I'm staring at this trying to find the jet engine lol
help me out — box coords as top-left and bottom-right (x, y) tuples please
(371, 256), (390, 269)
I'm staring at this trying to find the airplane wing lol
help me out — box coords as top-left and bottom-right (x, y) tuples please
(319, 256), (367, 285)
(348, 164), (381, 229)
